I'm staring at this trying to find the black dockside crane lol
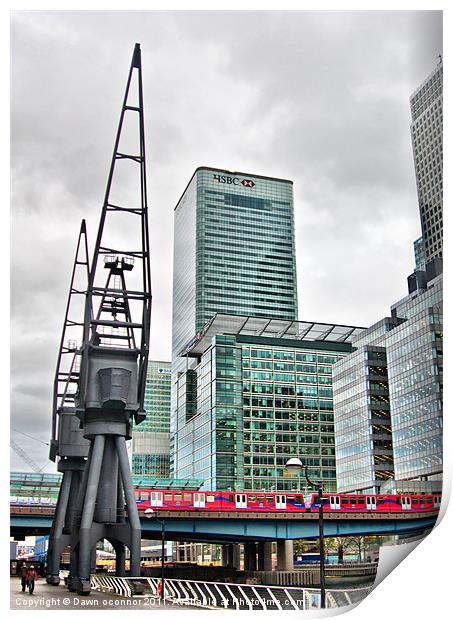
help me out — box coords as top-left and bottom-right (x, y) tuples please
(47, 43), (152, 596)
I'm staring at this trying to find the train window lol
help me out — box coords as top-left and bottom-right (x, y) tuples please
(164, 493), (172, 501)
(341, 496), (349, 505)
(134, 491), (140, 499)
(357, 497), (365, 505)
(420, 498), (425, 505)
(229, 495), (234, 502)
(288, 495), (295, 500)
(412, 498), (419, 505)
(174, 493), (182, 502)
(249, 495), (256, 502)
(395, 497), (401, 504)
(266, 496), (274, 503)
(140, 492), (149, 500)
(313, 495), (319, 503)
(349, 497), (357, 505)
(184, 494), (192, 502)
(206, 495), (215, 502)
(258, 496), (265, 503)
(296, 495), (303, 503)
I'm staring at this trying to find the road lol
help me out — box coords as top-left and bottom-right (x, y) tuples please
(10, 577), (195, 611)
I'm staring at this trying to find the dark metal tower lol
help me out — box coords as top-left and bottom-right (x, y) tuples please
(46, 220), (91, 585)
(68, 43), (151, 595)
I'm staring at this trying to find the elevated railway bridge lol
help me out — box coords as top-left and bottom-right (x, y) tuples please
(11, 504), (437, 542)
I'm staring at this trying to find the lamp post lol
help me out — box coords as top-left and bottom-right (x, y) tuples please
(285, 458), (327, 609)
(145, 508), (165, 601)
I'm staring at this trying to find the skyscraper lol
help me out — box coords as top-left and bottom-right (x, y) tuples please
(172, 167), (298, 360)
(410, 60), (443, 263)
(132, 360), (171, 478)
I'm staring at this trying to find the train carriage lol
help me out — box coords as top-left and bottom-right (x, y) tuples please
(134, 489), (441, 515)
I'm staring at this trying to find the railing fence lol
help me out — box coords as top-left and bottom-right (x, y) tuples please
(90, 574), (372, 610)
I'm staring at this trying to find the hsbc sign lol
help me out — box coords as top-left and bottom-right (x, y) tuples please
(212, 174), (255, 188)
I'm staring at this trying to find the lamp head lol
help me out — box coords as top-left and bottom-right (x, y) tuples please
(285, 457), (303, 470)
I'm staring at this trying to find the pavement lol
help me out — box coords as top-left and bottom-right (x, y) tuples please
(10, 577), (198, 611)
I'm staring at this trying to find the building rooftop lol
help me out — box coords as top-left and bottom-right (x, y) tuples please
(179, 313), (366, 357)
(10, 471), (203, 493)
(175, 166), (293, 211)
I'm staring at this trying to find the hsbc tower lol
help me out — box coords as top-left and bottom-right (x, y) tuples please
(171, 167), (298, 361)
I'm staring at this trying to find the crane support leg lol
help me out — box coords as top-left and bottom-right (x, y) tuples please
(116, 435), (141, 575)
(113, 542), (126, 577)
(77, 435), (105, 593)
(46, 470), (73, 584)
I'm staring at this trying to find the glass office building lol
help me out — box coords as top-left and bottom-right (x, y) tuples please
(132, 360), (171, 477)
(173, 314), (364, 492)
(333, 274), (443, 493)
(172, 167), (298, 361)
(388, 275), (443, 483)
(333, 318), (402, 493)
(410, 60), (443, 263)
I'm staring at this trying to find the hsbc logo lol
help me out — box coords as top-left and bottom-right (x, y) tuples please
(213, 174), (255, 188)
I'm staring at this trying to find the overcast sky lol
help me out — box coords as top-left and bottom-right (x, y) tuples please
(10, 10), (442, 472)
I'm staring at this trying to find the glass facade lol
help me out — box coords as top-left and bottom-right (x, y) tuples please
(410, 61), (443, 263)
(132, 360), (171, 478)
(333, 322), (398, 493)
(387, 276), (443, 481)
(173, 319), (359, 492)
(413, 236), (426, 272)
(333, 276), (443, 492)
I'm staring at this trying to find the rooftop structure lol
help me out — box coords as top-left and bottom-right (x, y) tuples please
(180, 314), (365, 358)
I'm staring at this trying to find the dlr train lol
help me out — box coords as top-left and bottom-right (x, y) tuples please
(134, 489), (442, 514)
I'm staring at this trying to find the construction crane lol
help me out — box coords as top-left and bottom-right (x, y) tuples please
(10, 439), (48, 474)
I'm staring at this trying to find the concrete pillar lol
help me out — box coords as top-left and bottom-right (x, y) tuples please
(225, 544), (241, 569)
(221, 545), (228, 567)
(244, 542), (257, 571)
(226, 544), (233, 567)
(276, 539), (294, 571)
(257, 541), (273, 571)
(232, 544), (241, 570)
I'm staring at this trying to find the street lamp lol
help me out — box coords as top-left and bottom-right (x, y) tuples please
(145, 508), (165, 601)
(285, 458), (327, 609)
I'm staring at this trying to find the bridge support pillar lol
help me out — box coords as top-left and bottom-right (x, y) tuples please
(244, 542), (257, 571)
(232, 544), (241, 569)
(221, 545), (228, 567)
(225, 544), (240, 569)
(276, 539), (293, 571)
(257, 541), (272, 571)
